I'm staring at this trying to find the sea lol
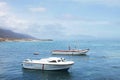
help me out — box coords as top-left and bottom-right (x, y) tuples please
(0, 40), (120, 80)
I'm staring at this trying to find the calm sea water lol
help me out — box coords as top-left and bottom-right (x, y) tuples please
(0, 40), (120, 80)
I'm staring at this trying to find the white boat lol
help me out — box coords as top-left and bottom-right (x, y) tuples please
(52, 49), (89, 55)
(22, 57), (74, 71)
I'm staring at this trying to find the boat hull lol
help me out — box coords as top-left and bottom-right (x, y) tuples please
(22, 62), (73, 70)
(52, 49), (89, 55)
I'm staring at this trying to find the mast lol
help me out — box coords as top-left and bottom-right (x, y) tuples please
(68, 46), (71, 50)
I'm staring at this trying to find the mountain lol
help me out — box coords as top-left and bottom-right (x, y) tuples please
(0, 28), (35, 39)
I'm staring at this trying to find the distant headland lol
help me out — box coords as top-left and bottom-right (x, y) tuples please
(0, 38), (53, 42)
(0, 28), (53, 42)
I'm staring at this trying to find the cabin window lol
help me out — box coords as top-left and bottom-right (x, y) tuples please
(60, 58), (65, 62)
(49, 60), (56, 63)
(62, 60), (64, 62)
(58, 60), (61, 62)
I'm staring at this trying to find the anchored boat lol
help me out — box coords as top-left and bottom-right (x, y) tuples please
(22, 57), (74, 71)
(52, 48), (89, 55)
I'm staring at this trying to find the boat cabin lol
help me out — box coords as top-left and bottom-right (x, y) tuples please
(48, 57), (65, 63)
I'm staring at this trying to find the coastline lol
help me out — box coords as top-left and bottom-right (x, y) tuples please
(0, 38), (53, 42)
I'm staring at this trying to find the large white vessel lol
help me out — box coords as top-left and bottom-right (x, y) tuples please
(52, 49), (89, 55)
(22, 57), (74, 71)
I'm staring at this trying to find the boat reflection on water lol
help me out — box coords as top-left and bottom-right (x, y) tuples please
(22, 69), (72, 80)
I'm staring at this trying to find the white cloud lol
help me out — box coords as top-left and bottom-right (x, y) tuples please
(63, 14), (74, 19)
(29, 7), (46, 12)
(0, 1), (29, 33)
(0, 2), (9, 16)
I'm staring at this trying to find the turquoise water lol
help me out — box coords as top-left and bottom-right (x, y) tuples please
(0, 40), (120, 80)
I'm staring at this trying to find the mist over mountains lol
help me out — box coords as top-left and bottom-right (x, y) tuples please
(0, 28), (95, 40)
(0, 28), (35, 39)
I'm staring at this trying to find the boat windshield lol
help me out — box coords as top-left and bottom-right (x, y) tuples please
(61, 58), (65, 62)
(48, 57), (65, 63)
(49, 60), (57, 63)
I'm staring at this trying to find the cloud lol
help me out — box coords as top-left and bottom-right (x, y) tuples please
(59, 14), (110, 25)
(0, 2), (9, 17)
(24, 17), (112, 39)
(0, 1), (28, 33)
(26, 23), (66, 39)
(29, 7), (46, 12)
(62, 14), (74, 19)
(60, 14), (82, 20)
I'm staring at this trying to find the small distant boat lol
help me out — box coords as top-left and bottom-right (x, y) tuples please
(52, 46), (89, 55)
(33, 52), (39, 55)
(22, 57), (74, 71)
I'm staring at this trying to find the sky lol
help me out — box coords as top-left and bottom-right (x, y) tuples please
(0, 0), (120, 40)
